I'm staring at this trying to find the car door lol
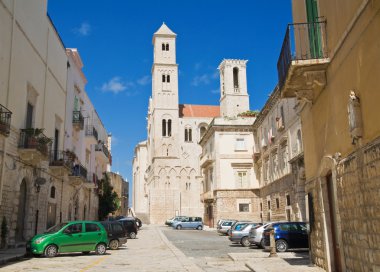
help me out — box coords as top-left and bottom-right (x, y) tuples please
(82, 222), (103, 251)
(295, 223), (309, 248)
(58, 223), (84, 253)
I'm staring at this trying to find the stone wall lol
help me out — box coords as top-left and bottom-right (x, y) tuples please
(213, 189), (261, 226)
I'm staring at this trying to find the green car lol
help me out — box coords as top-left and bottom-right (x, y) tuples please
(26, 221), (109, 257)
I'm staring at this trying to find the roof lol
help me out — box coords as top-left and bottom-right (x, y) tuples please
(179, 104), (220, 118)
(154, 23), (176, 36)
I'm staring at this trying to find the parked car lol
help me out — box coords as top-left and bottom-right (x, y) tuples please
(248, 223), (271, 248)
(172, 217), (203, 230)
(217, 220), (237, 235)
(118, 217), (139, 239)
(165, 216), (187, 226)
(227, 221), (252, 236)
(229, 223), (262, 247)
(26, 221), (108, 257)
(262, 222), (309, 252)
(100, 221), (128, 250)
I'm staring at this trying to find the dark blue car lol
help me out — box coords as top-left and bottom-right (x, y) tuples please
(263, 222), (309, 252)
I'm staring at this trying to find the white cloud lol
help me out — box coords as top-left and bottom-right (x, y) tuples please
(74, 22), (91, 36)
(137, 75), (151, 86)
(101, 77), (131, 94)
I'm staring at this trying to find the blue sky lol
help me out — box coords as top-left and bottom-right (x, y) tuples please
(47, 1), (293, 191)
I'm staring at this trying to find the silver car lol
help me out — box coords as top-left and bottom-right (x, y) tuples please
(227, 221), (252, 236)
(172, 217), (203, 230)
(217, 220), (236, 235)
(248, 223), (271, 248)
(228, 223), (262, 247)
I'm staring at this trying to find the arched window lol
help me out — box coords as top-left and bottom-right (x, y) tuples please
(167, 119), (172, 136)
(233, 67), (239, 91)
(166, 75), (170, 83)
(166, 43), (169, 51)
(162, 43), (165, 51)
(200, 126), (207, 138)
(50, 186), (56, 199)
(162, 74), (166, 83)
(162, 119), (167, 136)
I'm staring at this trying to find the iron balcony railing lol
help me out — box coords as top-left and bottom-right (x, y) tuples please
(72, 111), (84, 130)
(277, 21), (328, 89)
(70, 163), (87, 180)
(49, 150), (74, 169)
(85, 125), (99, 140)
(0, 104), (12, 136)
(95, 142), (111, 161)
(19, 129), (52, 157)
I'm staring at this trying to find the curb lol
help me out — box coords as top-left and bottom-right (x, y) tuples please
(0, 253), (26, 266)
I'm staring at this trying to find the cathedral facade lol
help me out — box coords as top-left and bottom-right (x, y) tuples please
(133, 24), (251, 224)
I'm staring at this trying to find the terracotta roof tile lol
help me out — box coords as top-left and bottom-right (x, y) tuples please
(179, 104), (220, 118)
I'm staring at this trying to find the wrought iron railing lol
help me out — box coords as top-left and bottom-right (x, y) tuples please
(277, 21), (328, 89)
(70, 163), (87, 180)
(49, 150), (73, 169)
(85, 125), (98, 140)
(19, 129), (52, 157)
(72, 111), (84, 130)
(0, 104), (12, 136)
(95, 142), (111, 161)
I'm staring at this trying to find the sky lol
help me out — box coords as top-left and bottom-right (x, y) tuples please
(47, 0), (293, 195)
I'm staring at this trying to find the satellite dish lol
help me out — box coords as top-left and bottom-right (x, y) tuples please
(35, 177), (46, 185)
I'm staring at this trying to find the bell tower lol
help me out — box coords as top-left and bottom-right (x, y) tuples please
(150, 23), (179, 159)
(219, 59), (250, 117)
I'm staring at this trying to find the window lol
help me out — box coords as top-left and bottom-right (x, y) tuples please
(276, 198), (280, 209)
(162, 74), (166, 82)
(50, 186), (56, 199)
(65, 223), (82, 234)
(233, 67), (239, 90)
(236, 171), (248, 188)
(167, 119), (172, 136)
(239, 203), (249, 212)
(200, 126), (207, 138)
(260, 203), (263, 211)
(162, 119), (167, 136)
(267, 200), (271, 210)
(286, 195), (291, 206)
(235, 138), (246, 151)
(162, 43), (165, 51)
(85, 223), (100, 232)
(166, 43), (169, 51)
(184, 127), (192, 142)
(162, 43), (169, 51)
(297, 130), (302, 153)
(26, 102), (34, 128)
(167, 75), (170, 83)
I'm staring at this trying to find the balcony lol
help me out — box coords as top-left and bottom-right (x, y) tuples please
(277, 21), (329, 100)
(49, 150), (73, 176)
(0, 104), (12, 136)
(85, 125), (98, 145)
(200, 153), (214, 168)
(84, 172), (98, 189)
(200, 190), (214, 203)
(72, 111), (84, 130)
(95, 142), (111, 164)
(18, 129), (52, 162)
(69, 163), (87, 186)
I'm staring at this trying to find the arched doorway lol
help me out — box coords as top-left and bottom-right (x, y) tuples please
(16, 179), (27, 241)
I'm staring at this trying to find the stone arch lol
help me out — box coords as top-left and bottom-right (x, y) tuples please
(198, 123), (208, 140)
(46, 182), (58, 229)
(168, 168), (177, 188)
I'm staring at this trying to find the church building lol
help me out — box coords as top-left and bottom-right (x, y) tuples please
(132, 23), (253, 224)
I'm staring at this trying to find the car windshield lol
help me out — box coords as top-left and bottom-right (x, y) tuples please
(44, 223), (68, 234)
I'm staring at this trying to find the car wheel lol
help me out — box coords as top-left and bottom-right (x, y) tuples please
(259, 239), (265, 249)
(196, 225), (203, 230)
(241, 237), (250, 247)
(82, 251), (90, 255)
(44, 244), (58, 258)
(176, 225), (182, 230)
(95, 243), (107, 255)
(109, 239), (119, 250)
(276, 239), (288, 252)
(129, 232), (137, 239)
